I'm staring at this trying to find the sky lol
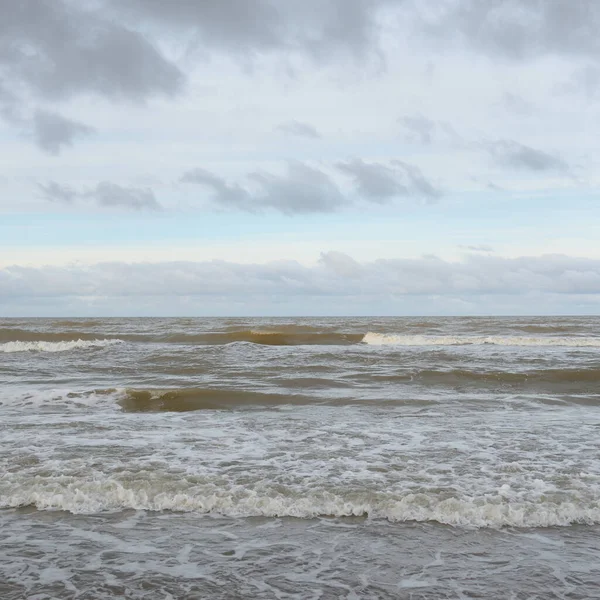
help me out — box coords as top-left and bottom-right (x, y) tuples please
(1, 0), (600, 316)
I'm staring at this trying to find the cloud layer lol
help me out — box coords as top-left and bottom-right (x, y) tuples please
(3, 252), (599, 300)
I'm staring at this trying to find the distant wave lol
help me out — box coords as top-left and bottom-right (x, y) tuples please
(362, 333), (600, 347)
(3, 480), (599, 528)
(0, 328), (119, 343)
(6, 380), (598, 412)
(0, 339), (124, 353)
(2, 327), (598, 348)
(0, 327), (362, 346)
(156, 330), (365, 346)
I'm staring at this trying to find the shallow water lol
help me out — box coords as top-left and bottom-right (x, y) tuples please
(1, 316), (600, 598)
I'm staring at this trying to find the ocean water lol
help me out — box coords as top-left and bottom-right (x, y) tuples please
(1, 316), (600, 599)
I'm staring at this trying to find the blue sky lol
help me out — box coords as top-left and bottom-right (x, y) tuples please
(1, 0), (600, 315)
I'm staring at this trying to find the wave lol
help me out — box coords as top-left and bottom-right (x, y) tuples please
(156, 330), (365, 346)
(5, 376), (599, 411)
(116, 388), (317, 412)
(0, 339), (124, 353)
(114, 388), (435, 411)
(363, 333), (600, 347)
(3, 326), (598, 348)
(0, 328), (119, 343)
(3, 481), (599, 528)
(0, 327), (363, 346)
(409, 367), (600, 385)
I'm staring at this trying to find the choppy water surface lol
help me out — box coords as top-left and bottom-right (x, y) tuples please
(1, 316), (600, 599)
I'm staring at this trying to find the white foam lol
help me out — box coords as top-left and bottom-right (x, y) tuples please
(0, 339), (124, 353)
(3, 481), (600, 528)
(0, 387), (124, 410)
(362, 333), (600, 347)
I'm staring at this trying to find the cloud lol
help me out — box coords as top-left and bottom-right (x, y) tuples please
(399, 114), (463, 146)
(560, 65), (600, 98)
(85, 182), (161, 210)
(336, 159), (406, 202)
(0, 81), (21, 123)
(0, 0), (183, 102)
(400, 114), (436, 144)
(248, 163), (345, 213)
(111, 0), (388, 61)
(2, 254), (600, 306)
(181, 168), (250, 208)
(0, 0), (183, 149)
(319, 251), (362, 277)
(38, 181), (77, 203)
(420, 0), (600, 61)
(182, 162), (345, 214)
(33, 110), (95, 154)
(336, 159), (441, 203)
(487, 140), (569, 172)
(459, 245), (495, 253)
(391, 160), (442, 201)
(500, 93), (533, 116)
(38, 180), (160, 210)
(182, 159), (440, 213)
(277, 120), (321, 139)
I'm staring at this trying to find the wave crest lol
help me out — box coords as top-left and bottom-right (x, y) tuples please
(0, 339), (124, 353)
(3, 480), (599, 528)
(362, 333), (600, 347)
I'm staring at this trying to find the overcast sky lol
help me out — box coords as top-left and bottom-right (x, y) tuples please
(1, 0), (599, 316)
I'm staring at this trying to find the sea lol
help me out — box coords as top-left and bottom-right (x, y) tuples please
(1, 316), (600, 599)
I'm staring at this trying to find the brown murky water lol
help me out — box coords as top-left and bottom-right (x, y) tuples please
(2, 317), (600, 598)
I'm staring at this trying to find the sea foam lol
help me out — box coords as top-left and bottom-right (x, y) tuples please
(3, 480), (600, 528)
(362, 333), (600, 347)
(0, 339), (124, 353)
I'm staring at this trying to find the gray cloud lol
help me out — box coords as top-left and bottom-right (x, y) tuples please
(86, 182), (161, 210)
(500, 93), (533, 116)
(487, 140), (569, 172)
(0, 0), (184, 150)
(0, 0), (183, 102)
(182, 159), (440, 213)
(391, 160), (442, 202)
(277, 120), (321, 139)
(336, 159), (441, 203)
(0, 81), (21, 123)
(249, 163), (345, 213)
(33, 110), (95, 154)
(38, 180), (160, 210)
(399, 114), (463, 146)
(38, 181), (77, 203)
(112, 0), (387, 61)
(182, 162), (345, 214)
(421, 0), (600, 60)
(319, 251), (362, 278)
(2, 254), (600, 304)
(560, 65), (600, 98)
(400, 114), (436, 144)
(181, 168), (250, 208)
(336, 159), (406, 202)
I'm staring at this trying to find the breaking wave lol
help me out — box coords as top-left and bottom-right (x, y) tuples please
(362, 333), (600, 347)
(0, 328), (112, 343)
(3, 480), (600, 528)
(0, 327), (362, 346)
(0, 339), (124, 353)
(3, 326), (597, 348)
